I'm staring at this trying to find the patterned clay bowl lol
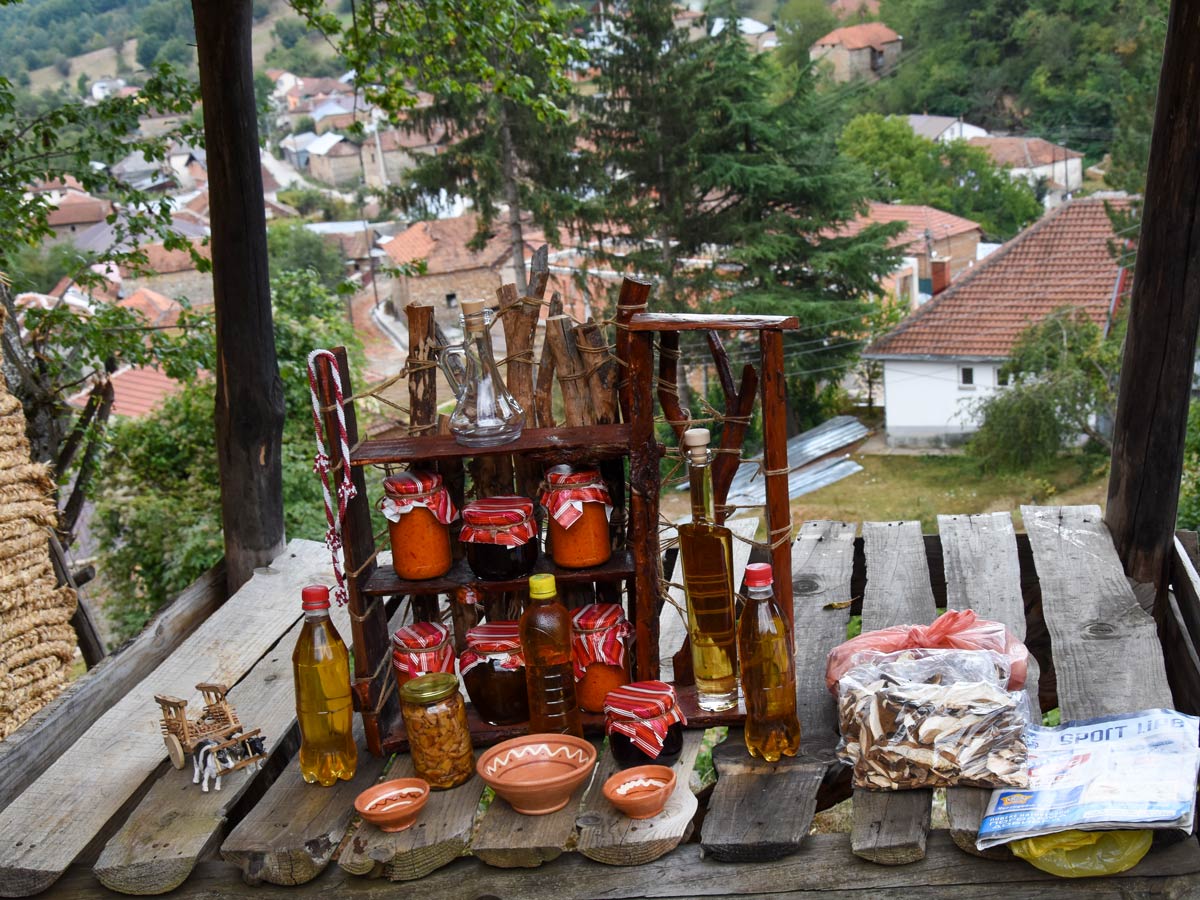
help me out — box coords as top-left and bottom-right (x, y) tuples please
(476, 733), (597, 815)
(602, 764), (676, 819)
(355, 778), (430, 832)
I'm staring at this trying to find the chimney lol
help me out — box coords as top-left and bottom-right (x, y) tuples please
(930, 258), (952, 295)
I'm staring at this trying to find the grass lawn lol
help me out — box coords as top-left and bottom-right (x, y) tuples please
(792, 451), (1109, 531)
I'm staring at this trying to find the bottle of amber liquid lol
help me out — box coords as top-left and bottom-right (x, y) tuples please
(293, 585), (357, 785)
(519, 574), (582, 736)
(678, 428), (738, 711)
(738, 563), (800, 761)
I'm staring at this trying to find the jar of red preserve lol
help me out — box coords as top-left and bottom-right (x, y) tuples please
(380, 470), (457, 580)
(571, 603), (631, 712)
(540, 465), (612, 569)
(604, 681), (687, 769)
(459, 621), (529, 726)
(391, 621), (455, 695)
(460, 496), (539, 580)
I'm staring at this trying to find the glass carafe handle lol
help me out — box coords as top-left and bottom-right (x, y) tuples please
(438, 345), (467, 400)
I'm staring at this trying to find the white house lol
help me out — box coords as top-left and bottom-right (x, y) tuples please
(968, 136), (1085, 208)
(906, 114), (988, 144)
(864, 196), (1132, 447)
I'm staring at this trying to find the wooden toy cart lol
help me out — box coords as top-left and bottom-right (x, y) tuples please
(154, 682), (266, 774)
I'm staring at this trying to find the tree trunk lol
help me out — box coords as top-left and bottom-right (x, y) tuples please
(1106, 0), (1200, 596)
(498, 103), (528, 296)
(192, 0), (286, 592)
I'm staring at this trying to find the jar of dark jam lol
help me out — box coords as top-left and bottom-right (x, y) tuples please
(460, 496), (539, 580)
(604, 680), (688, 769)
(459, 621), (529, 726)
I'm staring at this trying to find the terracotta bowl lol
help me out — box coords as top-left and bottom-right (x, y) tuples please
(602, 765), (676, 820)
(476, 733), (597, 815)
(354, 778), (430, 832)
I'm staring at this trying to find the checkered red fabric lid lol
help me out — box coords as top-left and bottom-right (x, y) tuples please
(391, 621), (454, 678)
(571, 603), (631, 678)
(460, 495), (538, 546)
(540, 465), (612, 529)
(381, 470), (458, 525)
(460, 621), (525, 675)
(604, 680), (687, 757)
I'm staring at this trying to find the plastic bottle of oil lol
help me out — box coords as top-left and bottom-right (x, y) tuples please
(520, 573), (582, 736)
(678, 428), (739, 711)
(293, 585), (357, 785)
(738, 563), (800, 761)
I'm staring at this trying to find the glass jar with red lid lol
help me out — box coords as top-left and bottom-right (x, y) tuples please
(571, 603), (631, 713)
(460, 495), (539, 580)
(459, 621), (529, 726)
(391, 621), (455, 695)
(380, 470), (457, 580)
(540, 465), (612, 569)
(604, 680), (688, 769)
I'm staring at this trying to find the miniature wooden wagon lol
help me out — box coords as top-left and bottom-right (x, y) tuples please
(154, 682), (266, 775)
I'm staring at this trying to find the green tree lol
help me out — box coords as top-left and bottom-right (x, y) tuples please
(272, 17), (307, 50)
(6, 241), (80, 294)
(777, 0), (838, 69)
(840, 114), (1042, 241)
(267, 222), (347, 291)
(968, 307), (1122, 471)
(95, 269), (362, 642)
(583, 4), (903, 428)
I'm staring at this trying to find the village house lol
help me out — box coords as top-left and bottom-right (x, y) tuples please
(810, 22), (901, 82)
(304, 220), (397, 281)
(906, 114), (989, 144)
(360, 124), (447, 188)
(833, 203), (983, 308)
(864, 196), (1130, 447)
(307, 133), (362, 186)
(312, 95), (374, 134)
(279, 131), (320, 170)
(967, 135), (1085, 207)
(28, 178), (114, 242)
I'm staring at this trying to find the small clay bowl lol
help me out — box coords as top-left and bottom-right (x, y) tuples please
(354, 778), (430, 832)
(603, 765), (676, 819)
(476, 733), (597, 815)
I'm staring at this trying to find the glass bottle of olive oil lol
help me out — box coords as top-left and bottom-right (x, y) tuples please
(293, 585), (357, 786)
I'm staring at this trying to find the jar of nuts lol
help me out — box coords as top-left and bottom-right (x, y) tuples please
(400, 672), (475, 789)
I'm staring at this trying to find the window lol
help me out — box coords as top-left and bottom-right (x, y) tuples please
(997, 368), (1010, 387)
(959, 366), (975, 388)
(445, 292), (458, 308)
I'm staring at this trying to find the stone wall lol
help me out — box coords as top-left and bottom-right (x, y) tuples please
(392, 268), (504, 314)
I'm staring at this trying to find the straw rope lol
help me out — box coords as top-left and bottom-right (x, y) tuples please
(0, 309), (78, 741)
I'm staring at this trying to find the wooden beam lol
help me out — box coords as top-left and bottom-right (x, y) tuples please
(0, 560), (226, 812)
(192, 0), (286, 592)
(1106, 0), (1200, 593)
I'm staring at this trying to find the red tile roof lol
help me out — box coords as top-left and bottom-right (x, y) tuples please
(866, 197), (1132, 359)
(813, 22), (900, 51)
(377, 124), (446, 152)
(118, 288), (181, 327)
(47, 193), (112, 227)
(382, 214), (512, 275)
(832, 203), (981, 251)
(967, 136), (1083, 168)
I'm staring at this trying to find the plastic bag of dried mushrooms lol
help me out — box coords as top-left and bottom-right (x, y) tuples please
(836, 649), (1031, 791)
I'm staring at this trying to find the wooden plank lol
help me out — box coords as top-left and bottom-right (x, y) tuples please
(337, 756), (485, 881)
(1160, 591), (1200, 717)
(700, 521), (855, 862)
(92, 587), (357, 894)
(1171, 535), (1200, 653)
(576, 731), (702, 866)
(1105, 0), (1200, 593)
(351, 424), (632, 467)
(626, 313), (799, 332)
(471, 741), (603, 868)
(0, 561), (226, 812)
(219, 605), (409, 886)
(659, 519), (758, 683)
(0, 540), (326, 899)
(936, 513), (1041, 858)
(1022, 505), (1173, 718)
(850, 521), (936, 866)
(48, 832), (1200, 899)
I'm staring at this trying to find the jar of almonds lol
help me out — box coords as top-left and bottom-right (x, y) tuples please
(400, 672), (475, 789)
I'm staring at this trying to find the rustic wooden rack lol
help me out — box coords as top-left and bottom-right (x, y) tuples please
(311, 255), (798, 757)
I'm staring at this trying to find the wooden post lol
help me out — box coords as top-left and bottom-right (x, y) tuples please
(759, 329), (794, 625)
(192, 0), (285, 591)
(1106, 0), (1200, 595)
(405, 304), (443, 623)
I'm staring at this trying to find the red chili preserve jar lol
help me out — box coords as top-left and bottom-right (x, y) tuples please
(571, 603), (631, 713)
(604, 681), (688, 769)
(460, 496), (539, 580)
(392, 621), (455, 695)
(540, 465), (612, 569)
(459, 621), (529, 726)
(381, 470), (456, 580)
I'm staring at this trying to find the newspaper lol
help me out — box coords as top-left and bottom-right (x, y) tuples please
(976, 709), (1200, 851)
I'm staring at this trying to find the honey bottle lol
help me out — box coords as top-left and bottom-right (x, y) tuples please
(738, 563), (800, 761)
(293, 585), (357, 785)
(678, 428), (739, 711)
(520, 574), (582, 736)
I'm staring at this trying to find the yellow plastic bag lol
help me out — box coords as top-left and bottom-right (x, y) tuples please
(1010, 830), (1152, 878)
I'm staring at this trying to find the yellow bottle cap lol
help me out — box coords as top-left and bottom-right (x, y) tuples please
(528, 573), (557, 599)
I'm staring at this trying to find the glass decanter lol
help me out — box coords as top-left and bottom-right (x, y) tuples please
(438, 299), (525, 447)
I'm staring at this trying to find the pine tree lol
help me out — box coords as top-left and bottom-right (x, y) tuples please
(582, 2), (903, 427)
